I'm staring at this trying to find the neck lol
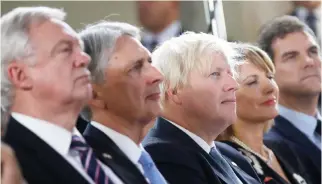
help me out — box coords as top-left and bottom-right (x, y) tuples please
(11, 96), (82, 132)
(279, 92), (318, 116)
(92, 109), (144, 145)
(233, 118), (267, 155)
(163, 105), (224, 145)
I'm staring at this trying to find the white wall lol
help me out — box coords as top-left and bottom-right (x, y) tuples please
(223, 1), (293, 42)
(1, 1), (293, 42)
(1, 1), (139, 30)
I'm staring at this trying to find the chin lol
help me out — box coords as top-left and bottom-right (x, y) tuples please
(77, 86), (92, 99)
(219, 114), (237, 126)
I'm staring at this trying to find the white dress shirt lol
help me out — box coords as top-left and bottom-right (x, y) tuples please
(142, 20), (182, 50)
(165, 119), (215, 153)
(278, 105), (321, 150)
(11, 112), (122, 184)
(166, 119), (243, 184)
(90, 121), (146, 175)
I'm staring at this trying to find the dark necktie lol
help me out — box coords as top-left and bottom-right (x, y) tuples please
(306, 11), (317, 35)
(210, 147), (242, 184)
(70, 135), (113, 184)
(149, 39), (158, 52)
(138, 150), (167, 184)
(315, 119), (321, 136)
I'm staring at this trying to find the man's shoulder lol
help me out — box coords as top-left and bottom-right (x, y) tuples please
(144, 138), (209, 169)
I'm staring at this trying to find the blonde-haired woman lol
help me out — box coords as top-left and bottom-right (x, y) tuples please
(217, 44), (310, 184)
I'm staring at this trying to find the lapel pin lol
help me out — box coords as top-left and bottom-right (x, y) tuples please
(103, 153), (112, 159)
(231, 162), (238, 167)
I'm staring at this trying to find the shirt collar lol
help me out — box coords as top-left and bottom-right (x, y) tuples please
(90, 121), (142, 164)
(142, 20), (181, 44)
(11, 112), (81, 156)
(165, 118), (215, 153)
(278, 105), (320, 138)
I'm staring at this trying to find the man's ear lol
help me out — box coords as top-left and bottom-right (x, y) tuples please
(88, 84), (106, 109)
(7, 62), (32, 90)
(166, 88), (182, 105)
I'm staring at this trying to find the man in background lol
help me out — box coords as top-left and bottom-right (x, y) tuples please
(290, 0), (321, 42)
(137, 1), (184, 51)
(258, 15), (321, 184)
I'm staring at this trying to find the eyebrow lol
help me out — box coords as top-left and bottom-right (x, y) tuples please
(50, 39), (72, 57)
(242, 74), (258, 82)
(281, 50), (298, 60)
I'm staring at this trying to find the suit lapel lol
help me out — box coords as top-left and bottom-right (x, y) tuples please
(203, 153), (233, 184)
(4, 117), (89, 184)
(83, 124), (148, 184)
(274, 115), (320, 162)
(155, 118), (227, 183)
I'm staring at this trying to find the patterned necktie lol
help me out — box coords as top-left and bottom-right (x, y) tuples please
(70, 135), (113, 184)
(210, 147), (242, 184)
(138, 150), (167, 184)
(315, 119), (321, 136)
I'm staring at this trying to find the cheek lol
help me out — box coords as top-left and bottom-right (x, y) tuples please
(236, 92), (258, 116)
(122, 80), (146, 106)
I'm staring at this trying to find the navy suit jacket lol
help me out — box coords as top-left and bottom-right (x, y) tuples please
(3, 116), (90, 184)
(83, 124), (148, 184)
(142, 117), (261, 184)
(265, 115), (321, 184)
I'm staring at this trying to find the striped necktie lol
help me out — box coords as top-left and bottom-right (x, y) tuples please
(70, 135), (113, 184)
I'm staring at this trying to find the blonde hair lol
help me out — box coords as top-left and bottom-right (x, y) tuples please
(152, 32), (238, 109)
(217, 43), (275, 141)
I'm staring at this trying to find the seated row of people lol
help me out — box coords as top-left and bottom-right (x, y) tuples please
(1, 6), (320, 184)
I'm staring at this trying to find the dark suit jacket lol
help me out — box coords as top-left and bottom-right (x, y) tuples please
(265, 115), (321, 184)
(142, 117), (261, 184)
(3, 116), (90, 184)
(76, 116), (89, 134)
(215, 142), (261, 182)
(83, 124), (148, 184)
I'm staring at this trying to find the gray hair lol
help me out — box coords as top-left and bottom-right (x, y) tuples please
(152, 32), (239, 108)
(1, 7), (66, 112)
(78, 21), (140, 83)
(78, 21), (141, 121)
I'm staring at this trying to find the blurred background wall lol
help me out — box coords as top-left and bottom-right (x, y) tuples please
(0, 1), (299, 43)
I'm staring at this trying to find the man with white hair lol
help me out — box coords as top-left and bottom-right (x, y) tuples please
(2, 7), (117, 184)
(142, 32), (261, 184)
(79, 21), (167, 184)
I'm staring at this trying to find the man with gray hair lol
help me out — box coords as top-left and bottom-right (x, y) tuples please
(79, 21), (167, 184)
(2, 7), (117, 184)
(142, 32), (261, 184)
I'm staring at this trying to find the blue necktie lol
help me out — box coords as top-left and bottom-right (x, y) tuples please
(210, 147), (242, 184)
(70, 135), (113, 184)
(138, 150), (167, 184)
(149, 39), (158, 52)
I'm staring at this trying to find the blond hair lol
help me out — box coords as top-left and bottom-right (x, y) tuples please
(152, 32), (238, 109)
(217, 43), (275, 141)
